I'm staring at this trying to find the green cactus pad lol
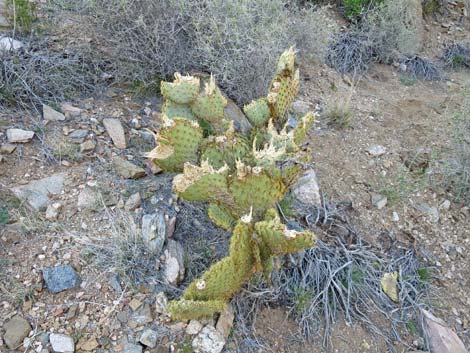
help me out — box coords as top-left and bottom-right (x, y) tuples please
(243, 98), (270, 127)
(200, 143), (226, 169)
(168, 299), (227, 321)
(191, 76), (227, 123)
(160, 74), (200, 104)
(208, 204), (235, 230)
(148, 118), (203, 172)
(162, 100), (197, 120)
(292, 112), (315, 146)
(268, 74), (300, 123)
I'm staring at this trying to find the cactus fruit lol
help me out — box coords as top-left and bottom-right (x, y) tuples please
(168, 209), (316, 320)
(146, 117), (203, 172)
(244, 98), (270, 127)
(161, 73), (200, 104)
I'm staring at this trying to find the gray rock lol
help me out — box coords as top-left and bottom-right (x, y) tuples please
(103, 118), (126, 149)
(49, 333), (74, 353)
(0, 37), (23, 51)
(292, 168), (321, 207)
(45, 203), (62, 221)
(68, 129), (88, 143)
(129, 303), (153, 326)
(366, 145), (387, 157)
(125, 192), (141, 211)
(80, 140), (95, 153)
(163, 240), (185, 285)
(215, 304), (234, 338)
(60, 103), (82, 118)
(112, 156), (146, 179)
(371, 193), (388, 210)
(141, 213), (166, 254)
(1, 143), (16, 153)
(42, 265), (81, 294)
(38, 332), (50, 346)
(6, 128), (34, 143)
(139, 329), (158, 348)
(186, 320), (203, 335)
(3, 316), (31, 349)
(77, 188), (100, 210)
(155, 292), (169, 315)
(423, 309), (467, 353)
(291, 100), (310, 115)
(11, 173), (66, 211)
(192, 325), (226, 353)
(43, 104), (65, 121)
(223, 98), (252, 135)
(123, 343), (143, 353)
(108, 273), (122, 293)
(416, 203), (439, 223)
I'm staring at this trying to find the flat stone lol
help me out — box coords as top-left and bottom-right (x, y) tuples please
(77, 188), (99, 210)
(80, 338), (99, 351)
(215, 304), (234, 338)
(122, 343), (143, 353)
(366, 145), (387, 157)
(192, 325), (226, 353)
(11, 173), (66, 211)
(125, 192), (141, 211)
(60, 103), (82, 118)
(163, 240), (185, 285)
(45, 202), (62, 220)
(3, 316), (31, 349)
(68, 129), (88, 143)
(49, 333), (74, 353)
(43, 104), (65, 121)
(155, 292), (169, 315)
(371, 193), (388, 210)
(0, 37), (24, 51)
(129, 303), (153, 326)
(292, 168), (321, 207)
(1, 143), (16, 153)
(423, 309), (467, 353)
(80, 140), (95, 153)
(103, 118), (126, 149)
(112, 156), (146, 179)
(42, 265), (81, 294)
(6, 128), (34, 143)
(139, 329), (158, 348)
(416, 203), (439, 223)
(141, 213), (166, 254)
(223, 98), (252, 135)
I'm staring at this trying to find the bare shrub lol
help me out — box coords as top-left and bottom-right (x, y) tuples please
(71, 0), (338, 104)
(441, 42), (470, 69)
(400, 55), (441, 81)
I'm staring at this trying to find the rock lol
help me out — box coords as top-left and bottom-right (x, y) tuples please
(141, 213), (166, 254)
(77, 188), (99, 210)
(145, 159), (163, 175)
(0, 0), (8, 27)
(80, 140), (95, 153)
(223, 98), (252, 135)
(439, 199), (451, 211)
(112, 156), (146, 179)
(11, 173), (66, 211)
(129, 303), (153, 327)
(186, 320), (203, 335)
(80, 338), (99, 351)
(422, 309), (467, 353)
(292, 168), (321, 207)
(1, 143), (16, 153)
(103, 118), (126, 149)
(156, 345), (169, 353)
(416, 203), (439, 223)
(3, 316), (31, 349)
(371, 193), (388, 210)
(68, 129), (88, 143)
(0, 154), (4, 163)
(380, 272), (399, 302)
(108, 272), (122, 292)
(192, 325), (226, 353)
(125, 192), (141, 211)
(366, 145), (387, 157)
(163, 240), (185, 285)
(6, 128), (34, 143)
(215, 305), (234, 338)
(0, 37), (24, 51)
(43, 104), (65, 121)
(129, 298), (143, 311)
(139, 329), (158, 348)
(291, 100), (310, 115)
(60, 103), (82, 118)
(49, 333), (75, 353)
(42, 265), (81, 294)
(122, 343), (143, 353)
(45, 202), (62, 221)
(155, 292), (169, 315)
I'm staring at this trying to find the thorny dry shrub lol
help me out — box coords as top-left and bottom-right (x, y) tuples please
(441, 42), (470, 69)
(0, 38), (107, 110)
(72, 0), (338, 104)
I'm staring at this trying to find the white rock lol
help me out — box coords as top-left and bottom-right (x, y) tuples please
(45, 203), (62, 220)
(103, 118), (126, 149)
(163, 240), (185, 285)
(366, 145), (387, 157)
(6, 128), (34, 143)
(292, 168), (321, 207)
(155, 291), (169, 315)
(49, 333), (74, 353)
(186, 320), (203, 335)
(192, 325), (226, 353)
(0, 37), (24, 51)
(124, 192), (141, 211)
(371, 193), (388, 210)
(215, 304), (234, 338)
(43, 104), (65, 121)
(141, 213), (166, 254)
(60, 103), (82, 118)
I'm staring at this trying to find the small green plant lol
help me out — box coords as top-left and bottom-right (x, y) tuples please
(0, 207), (9, 225)
(7, 0), (37, 33)
(342, 0), (383, 20)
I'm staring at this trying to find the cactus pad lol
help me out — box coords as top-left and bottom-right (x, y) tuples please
(191, 76), (227, 123)
(208, 204), (235, 231)
(161, 73), (200, 104)
(162, 100), (197, 121)
(244, 98), (270, 127)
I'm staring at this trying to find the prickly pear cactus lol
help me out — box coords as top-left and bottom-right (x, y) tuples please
(147, 48), (317, 320)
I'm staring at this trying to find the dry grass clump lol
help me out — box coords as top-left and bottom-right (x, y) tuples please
(324, 92), (354, 128)
(72, 0), (338, 103)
